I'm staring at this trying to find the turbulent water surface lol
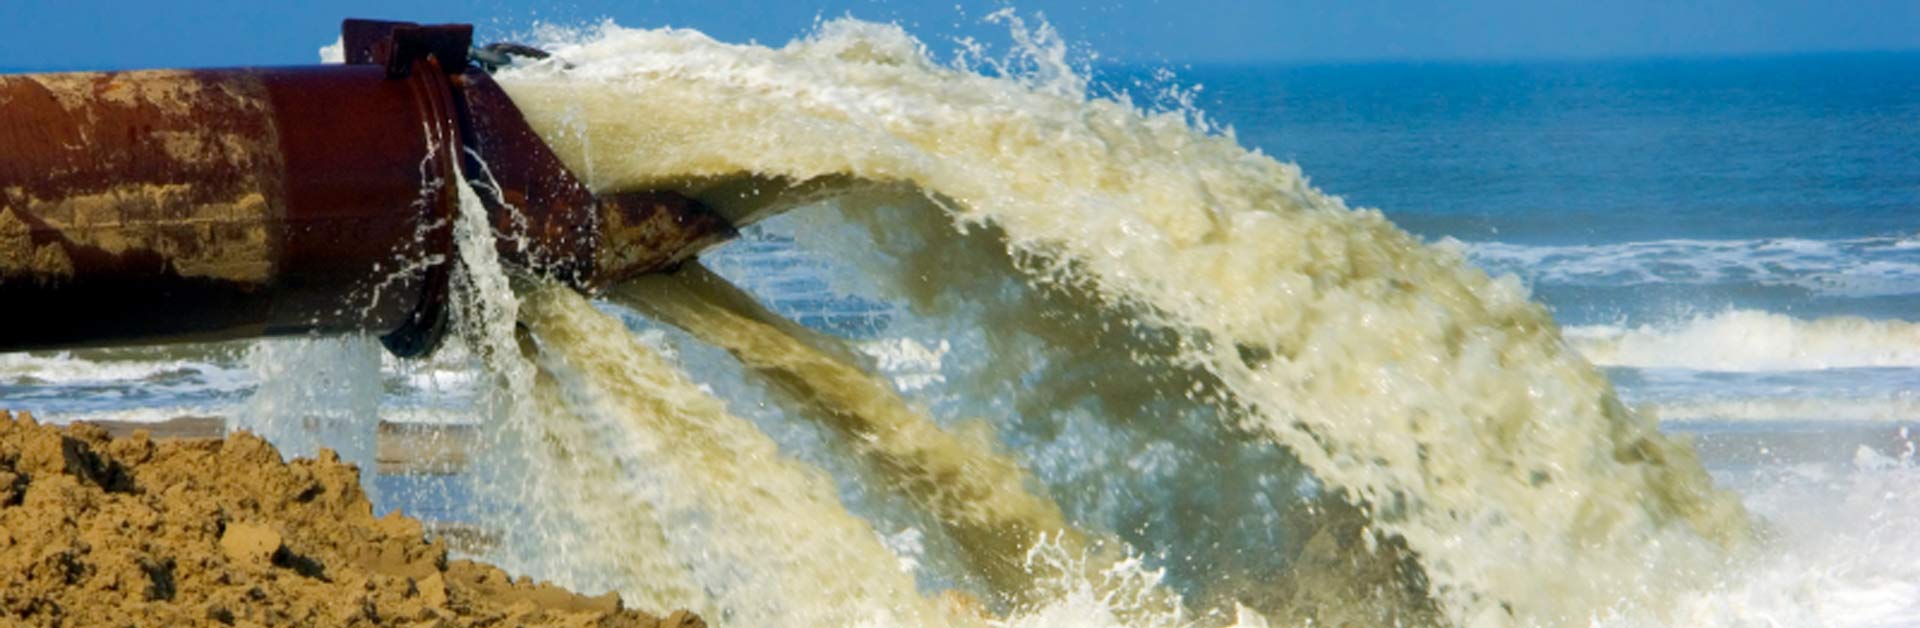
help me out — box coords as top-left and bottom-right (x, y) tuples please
(4, 17), (1917, 628)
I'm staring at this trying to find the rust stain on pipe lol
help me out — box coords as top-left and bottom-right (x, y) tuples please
(0, 62), (460, 355)
(455, 71), (735, 291)
(0, 70), (280, 286)
(591, 191), (735, 289)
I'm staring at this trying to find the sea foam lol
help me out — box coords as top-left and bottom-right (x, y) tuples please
(1465, 236), (1920, 297)
(1567, 310), (1920, 371)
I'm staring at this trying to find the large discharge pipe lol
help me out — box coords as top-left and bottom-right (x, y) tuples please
(0, 20), (735, 356)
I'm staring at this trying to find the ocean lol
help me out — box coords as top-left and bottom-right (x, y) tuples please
(1171, 52), (1920, 444)
(2, 28), (1915, 626)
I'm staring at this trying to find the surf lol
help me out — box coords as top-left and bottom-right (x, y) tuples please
(1566, 310), (1920, 371)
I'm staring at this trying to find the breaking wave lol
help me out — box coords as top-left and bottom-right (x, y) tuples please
(1567, 310), (1920, 371)
(1463, 236), (1920, 297)
(1654, 396), (1920, 423)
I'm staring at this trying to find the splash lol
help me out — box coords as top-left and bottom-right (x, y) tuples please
(239, 336), (384, 491)
(520, 282), (960, 626)
(493, 16), (1751, 625)
(1604, 444), (1920, 627)
(433, 174), (718, 614)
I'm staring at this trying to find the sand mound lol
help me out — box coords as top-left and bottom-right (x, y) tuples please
(0, 410), (703, 628)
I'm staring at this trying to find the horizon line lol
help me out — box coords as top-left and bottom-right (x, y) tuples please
(1099, 46), (1920, 69)
(3, 45), (1915, 75)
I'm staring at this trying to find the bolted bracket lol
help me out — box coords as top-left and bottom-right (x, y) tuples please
(341, 19), (473, 79)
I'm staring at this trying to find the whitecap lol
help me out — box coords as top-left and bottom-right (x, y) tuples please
(1567, 310), (1920, 371)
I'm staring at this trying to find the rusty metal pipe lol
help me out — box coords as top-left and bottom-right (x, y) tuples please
(0, 20), (737, 357)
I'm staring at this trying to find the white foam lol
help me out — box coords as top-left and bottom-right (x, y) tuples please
(318, 36), (344, 64)
(1566, 310), (1920, 371)
(18, 406), (227, 425)
(1654, 395), (1920, 423)
(1463, 236), (1920, 297)
(855, 337), (950, 391)
(0, 352), (257, 399)
(0, 351), (243, 387)
(1611, 446), (1920, 627)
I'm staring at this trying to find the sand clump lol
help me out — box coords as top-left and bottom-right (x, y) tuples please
(0, 410), (703, 628)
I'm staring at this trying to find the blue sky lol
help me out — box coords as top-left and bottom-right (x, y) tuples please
(1, 0), (1916, 70)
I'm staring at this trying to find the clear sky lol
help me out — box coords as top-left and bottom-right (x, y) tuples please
(1, 0), (1916, 70)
